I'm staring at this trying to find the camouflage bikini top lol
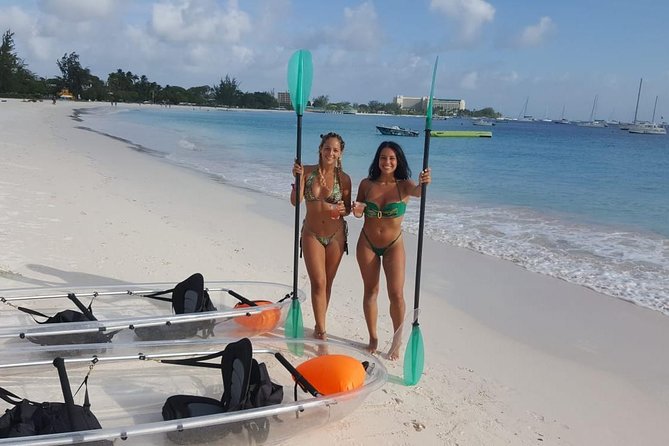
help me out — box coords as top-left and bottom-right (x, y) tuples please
(304, 169), (342, 203)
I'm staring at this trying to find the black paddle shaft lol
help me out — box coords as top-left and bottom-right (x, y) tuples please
(412, 128), (431, 327)
(292, 114), (303, 301)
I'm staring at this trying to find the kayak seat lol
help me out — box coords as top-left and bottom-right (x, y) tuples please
(171, 273), (217, 315)
(134, 273), (217, 341)
(162, 338), (253, 420)
(161, 338), (283, 444)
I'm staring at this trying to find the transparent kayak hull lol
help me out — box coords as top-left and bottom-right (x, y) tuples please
(0, 337), (387, 445)
(0, 281), (305, 348)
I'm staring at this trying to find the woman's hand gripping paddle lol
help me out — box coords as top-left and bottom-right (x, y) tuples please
(285, 50), (313, 345)
(404, 56), (438, 386)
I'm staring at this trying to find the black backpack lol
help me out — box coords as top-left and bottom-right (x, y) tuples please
(134, 273), (218, 341)
(15, 293), (117, 345)
(161, 338), (283, 444)
(0, 358), (109, 444)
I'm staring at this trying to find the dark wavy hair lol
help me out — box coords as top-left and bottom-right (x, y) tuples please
(368, 140), (411, 180)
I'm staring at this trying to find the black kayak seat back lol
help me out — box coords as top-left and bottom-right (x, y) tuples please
(221, 337), (253, 412)
(171, 273), (217, 315)
(162, 338), (253, 420)
(161, 338), (283, 421)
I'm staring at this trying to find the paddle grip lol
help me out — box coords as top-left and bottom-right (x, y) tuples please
(228, 289), (258, 306)
(53, 357), (79, 431)
(274, 352), (320, 397)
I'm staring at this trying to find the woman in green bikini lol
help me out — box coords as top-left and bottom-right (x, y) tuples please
(291, 132), (352, 341)
(352, 141), (431, 360)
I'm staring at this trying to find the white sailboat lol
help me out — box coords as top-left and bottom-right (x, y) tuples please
(629, 93), (667, 135)
(620, 78), (643, 130)
(517, 97), (533, 121)
(577, 95), (607, 127)
(554, 104), (570, 124)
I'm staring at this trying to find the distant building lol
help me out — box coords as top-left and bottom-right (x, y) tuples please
(433, 98), (465, 114)
(393, 95), (423, 110)
(277, 91), (291, 107)
(393, 95), (465, 114)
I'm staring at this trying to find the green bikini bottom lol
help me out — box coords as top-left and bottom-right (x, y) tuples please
(362, 229), (402, 257)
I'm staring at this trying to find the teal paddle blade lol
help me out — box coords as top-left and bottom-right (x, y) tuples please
(285, 299), (304, 355)
(287, 50), (313, 115)
(403, 324), (424, 386)
(426, 56), (439, 130)
(285, 298), (304, 338)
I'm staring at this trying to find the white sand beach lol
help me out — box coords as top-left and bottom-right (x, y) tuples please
(1, 99), (668, 445)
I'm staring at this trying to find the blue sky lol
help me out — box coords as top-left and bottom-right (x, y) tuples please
(2, 0), (668, 121)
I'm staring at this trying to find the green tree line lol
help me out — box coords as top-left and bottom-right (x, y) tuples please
(0, 29), (277, 108)
(1, 29), (501, 116)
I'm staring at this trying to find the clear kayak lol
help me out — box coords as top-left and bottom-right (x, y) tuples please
(0, 275), (305, 348)
(0, 337), (387, 445)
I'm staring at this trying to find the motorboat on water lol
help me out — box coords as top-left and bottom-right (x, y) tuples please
(0, 274), (305, 349)
(472, 118), (494, 126)
(375, 125), (420, 137)
(0, 336), (387, 445)
(576, 120), (607, 128)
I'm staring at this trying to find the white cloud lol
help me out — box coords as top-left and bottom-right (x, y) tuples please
(517, 16), (555, 47)
(497, 70), (519, 83)
(38, 0), (116, 22)
(0, 6), (56, 66)
(335, 2), (383, 51)
(430, 0), (495, 44)
(125, 25), (161, 59)
(0, 5), (34, 33)
(151, 0), (252, 44)
(460, 71), (478, 90)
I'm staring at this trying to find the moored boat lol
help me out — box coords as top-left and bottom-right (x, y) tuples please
(628, 122), (667, 135)
(375, 125), (420, 137)
(576, 120), (607, 128)
(0, 337), (387, 445)
(0, 274), (305, 349)
(577, 94), (607, 127)
(472, 119), (494, 126)
(430, 130), (492, 138)
(629, 95), (666, 134)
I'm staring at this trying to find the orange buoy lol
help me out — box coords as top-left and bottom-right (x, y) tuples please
(234, 300), (281, 332)
(296, 354), (365, 395)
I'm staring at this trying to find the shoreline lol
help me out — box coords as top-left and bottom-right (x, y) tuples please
(1, 99), (668, 445)
(74, 101), (669, 319)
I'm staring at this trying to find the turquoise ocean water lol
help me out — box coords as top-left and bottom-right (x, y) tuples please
(78, 106), (669, 316)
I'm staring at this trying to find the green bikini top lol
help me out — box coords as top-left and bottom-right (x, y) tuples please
(364, 181), (406, 219)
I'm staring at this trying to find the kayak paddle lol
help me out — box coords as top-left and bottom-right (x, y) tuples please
(285, 49), (313, 342)
(404, 56), (438, 386)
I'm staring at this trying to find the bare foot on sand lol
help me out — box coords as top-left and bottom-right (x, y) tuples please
(314, 326), (329, 355)
(313, 326), (327, 340)
(387, 334), (402, 361)
(366, 337), (378, 354)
